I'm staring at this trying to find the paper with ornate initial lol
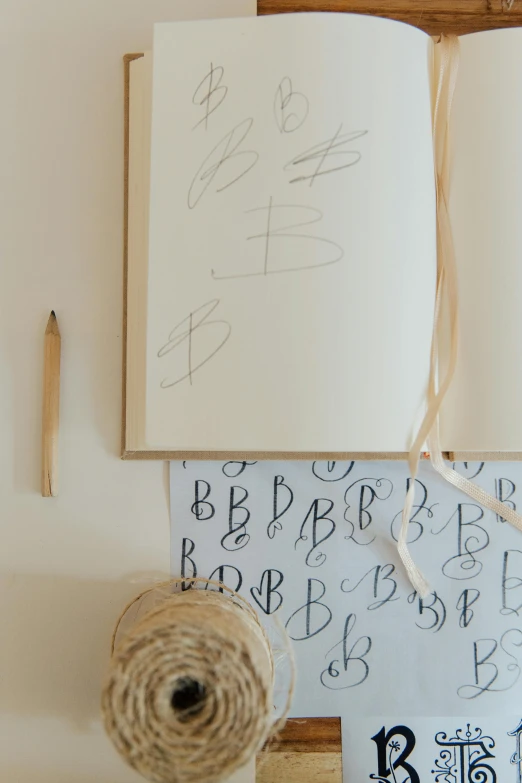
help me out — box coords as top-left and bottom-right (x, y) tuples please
(171, 459), (522, 781)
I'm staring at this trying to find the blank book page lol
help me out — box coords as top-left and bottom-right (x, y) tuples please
(443, 28), (522, 452)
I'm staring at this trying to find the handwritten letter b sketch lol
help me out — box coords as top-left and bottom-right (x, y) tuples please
(171, 459), (522, 781)
(145, 15), (436, 451)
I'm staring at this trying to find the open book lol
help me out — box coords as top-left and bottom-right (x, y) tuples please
(123, 13), (522, 460)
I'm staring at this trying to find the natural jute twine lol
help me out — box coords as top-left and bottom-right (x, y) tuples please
(101, 578), (293, 783)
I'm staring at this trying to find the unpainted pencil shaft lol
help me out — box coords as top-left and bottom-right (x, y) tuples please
(42, 311), (61, 497)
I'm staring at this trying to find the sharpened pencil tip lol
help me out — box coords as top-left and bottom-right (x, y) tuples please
(45, 310), (60, 336)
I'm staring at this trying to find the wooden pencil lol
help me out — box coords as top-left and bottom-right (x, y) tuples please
(41, 310), (61, 497)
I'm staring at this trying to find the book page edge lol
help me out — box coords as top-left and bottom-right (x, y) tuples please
(122, 53), (145, 458)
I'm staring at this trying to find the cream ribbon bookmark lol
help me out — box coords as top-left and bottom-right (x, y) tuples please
(399, 35), (522, 599)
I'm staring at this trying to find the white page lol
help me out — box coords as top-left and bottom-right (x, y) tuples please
(145, 14), (436, 453)
(443, 29), (522, 452)
(170, 458), (522, 780)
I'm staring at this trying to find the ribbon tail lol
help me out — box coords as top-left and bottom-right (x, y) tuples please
(396, 35), (458, 596)
(397, 485), (431, 598)
(429, 429), (522, 533)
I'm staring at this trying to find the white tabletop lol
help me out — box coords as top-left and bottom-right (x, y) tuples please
(0, 1), (255, 780)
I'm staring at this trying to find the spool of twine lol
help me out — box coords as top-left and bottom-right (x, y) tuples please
(101, 579), (291, 783)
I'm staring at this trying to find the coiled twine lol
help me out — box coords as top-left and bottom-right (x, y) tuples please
(101, 581), (286, 783)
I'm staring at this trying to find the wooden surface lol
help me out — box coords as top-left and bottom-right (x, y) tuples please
(260, 718), (342, 782)
(258, 0), (522, 35)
